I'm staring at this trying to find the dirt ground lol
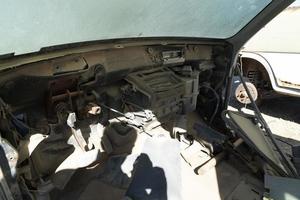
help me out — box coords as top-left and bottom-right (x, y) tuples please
(259, 96), (300, 141)
(234, 95), (300, 157)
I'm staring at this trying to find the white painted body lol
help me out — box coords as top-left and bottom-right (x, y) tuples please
(241, 51), (300, 97)
(241, 6), (300, 97)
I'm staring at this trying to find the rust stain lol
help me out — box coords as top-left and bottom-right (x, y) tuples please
(278, 79), (300, 90)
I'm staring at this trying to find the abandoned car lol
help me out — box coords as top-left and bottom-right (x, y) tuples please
(233, 6), (300, 105)
(0, 0), (299, 199)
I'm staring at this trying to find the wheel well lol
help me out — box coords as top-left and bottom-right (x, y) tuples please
(241, 57), (272, 90)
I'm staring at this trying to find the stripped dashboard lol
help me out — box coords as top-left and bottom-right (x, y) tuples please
(0, 44), (230, 199)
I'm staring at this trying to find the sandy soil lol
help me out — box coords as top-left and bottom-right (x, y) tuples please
(230, 95), (300, 157)
(259, 96), (300, 142)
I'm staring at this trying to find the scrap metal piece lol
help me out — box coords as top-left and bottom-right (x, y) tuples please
(195, 152), (226, 175)
(181, 142), (211, 171)
(67, 113), (88, 151)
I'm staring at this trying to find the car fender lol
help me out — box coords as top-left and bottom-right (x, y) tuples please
(240, 51), (300, 97)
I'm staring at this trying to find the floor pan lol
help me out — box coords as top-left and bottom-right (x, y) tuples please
(50, 131), (263, 200)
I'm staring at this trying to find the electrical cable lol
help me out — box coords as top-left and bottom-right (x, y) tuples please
(199, 85), (220, 124)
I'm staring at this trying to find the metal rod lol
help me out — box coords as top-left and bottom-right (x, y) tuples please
(236, 63), (298, 177)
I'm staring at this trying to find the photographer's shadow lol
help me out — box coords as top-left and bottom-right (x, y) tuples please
(53, 121), (167, 200)
(126, 153), (167, 200)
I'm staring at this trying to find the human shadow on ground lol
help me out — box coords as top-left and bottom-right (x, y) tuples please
(50, 122), (167, 200)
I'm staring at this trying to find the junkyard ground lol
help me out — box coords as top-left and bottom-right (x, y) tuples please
(259, 96), (300, 141)
(258, 96), (300, 157)
(235, 95), (300, 155)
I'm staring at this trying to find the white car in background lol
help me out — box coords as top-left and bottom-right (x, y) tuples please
(234, 6), (300, 104)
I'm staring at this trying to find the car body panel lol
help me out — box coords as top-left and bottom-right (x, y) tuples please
(240, 51), (300, 97)
(259, 52), (300, 88)
(240, 6), (300, 97)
